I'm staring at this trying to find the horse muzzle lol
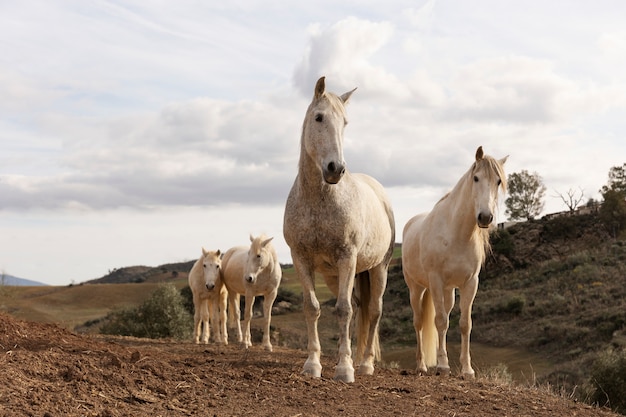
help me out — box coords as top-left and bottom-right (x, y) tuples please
(205, 283), (216, 291)
(322, 161), (345, 184)
(477, 212), (493, 228)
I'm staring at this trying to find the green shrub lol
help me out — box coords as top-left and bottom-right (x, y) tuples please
(179, 285), (194, 315)
(588, 348), (626, 414)
(100, 283), (192, 340)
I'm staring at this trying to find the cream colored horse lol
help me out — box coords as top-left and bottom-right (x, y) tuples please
(402, 146), (507, 378)
(188, 248), (228, 344)
(221, 234), (282, 351)
(283, 76), (395, 383)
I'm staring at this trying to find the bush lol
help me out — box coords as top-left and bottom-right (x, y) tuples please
(100, 283), (192, 340)
(587, 348), (626, 413)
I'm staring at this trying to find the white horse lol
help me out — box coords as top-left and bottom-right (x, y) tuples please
(283, 76), (395, 383)
(402, 146), (507, 378)
(188, 248), (228, 344)
(220, 234), (282, 351)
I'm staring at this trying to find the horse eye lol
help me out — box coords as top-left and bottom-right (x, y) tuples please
(497, 178), (502, 185)
(203, 263), (207, 268)
(473, 176), (479, 182)
(257, 254), (261, 258)
(215, 264), (220, 269)
(315, 113), (323, 122)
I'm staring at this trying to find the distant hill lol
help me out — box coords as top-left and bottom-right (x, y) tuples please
(1, 274), (48, 286)
(86, 261), (196, 284)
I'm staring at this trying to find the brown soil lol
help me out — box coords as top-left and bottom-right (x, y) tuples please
(0, 312), (618, 417)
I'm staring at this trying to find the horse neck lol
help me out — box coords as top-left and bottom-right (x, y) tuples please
(296, 144), (339, 201)
(445, 173), (482, 241)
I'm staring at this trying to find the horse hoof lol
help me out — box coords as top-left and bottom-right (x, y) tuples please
(461, 370), (475, 380)
(436, 366), (451, 376)
(357, 363), (375, 376)
(302, 360), (322, 378)
(263, 344), (273, 352)
(334, 368), (355, 383)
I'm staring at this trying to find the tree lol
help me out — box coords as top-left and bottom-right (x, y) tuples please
(554, 187), (585, 213)
(599, 164), (626, 237)
(505, 170), (546, 221)
(600, 163), (626, 197)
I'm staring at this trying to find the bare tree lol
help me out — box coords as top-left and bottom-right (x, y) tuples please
(553, 187), (585, 213)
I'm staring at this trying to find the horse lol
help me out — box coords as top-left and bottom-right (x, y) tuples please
(220, 234), (282, 351)
(188, 248), (228, 344)
(283, 76), (395, 383)
(401, 146), (507, 379)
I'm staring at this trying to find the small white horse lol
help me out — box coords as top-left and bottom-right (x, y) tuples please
(402, 146), (507, 378)
(220, 234), (282, 351)
(188, 248), (228, 344)
(283, 76), (395, 383)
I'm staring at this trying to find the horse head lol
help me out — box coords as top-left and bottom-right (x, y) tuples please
(202, 248), (222, 291)
(471, 146), (508, 228)
(244, 234), (274, 284)
(302, 76), (356, 184)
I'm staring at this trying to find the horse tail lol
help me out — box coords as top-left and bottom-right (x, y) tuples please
(421, 289), (438, 367)
(354, 271), (380, 364)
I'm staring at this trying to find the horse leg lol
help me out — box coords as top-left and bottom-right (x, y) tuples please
(261, 290), (277, 352)
(200, 297), (211, 344)
(408, 285), (429, 374)
(208, 297), (223, 345)
(242, 294), (255, 348)
(193, 295), (201, 344)
(334, 258), (357, 383)
(228, 292), (243, 343)
(432, 284), (454, 375)
(458, 277), (478, 379)
(219, 287), (229, 345)
(356, 266), (387, 376)
(295, 258), (322, 377)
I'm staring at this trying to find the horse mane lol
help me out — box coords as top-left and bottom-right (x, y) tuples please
(434, 152), (507, 263)
(471, 153), (507, 261)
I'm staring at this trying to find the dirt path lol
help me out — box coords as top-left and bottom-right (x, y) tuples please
(0, 312), (618, 417)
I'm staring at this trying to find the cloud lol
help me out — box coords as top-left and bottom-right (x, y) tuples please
(443, 56), (572, 124)
(293, 17), (408, 100)
(1, 96), (303, 210)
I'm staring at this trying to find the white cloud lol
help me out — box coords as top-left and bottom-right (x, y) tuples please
(293, 17), (408, 100)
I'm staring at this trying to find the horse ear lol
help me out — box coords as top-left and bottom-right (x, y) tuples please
(202, 247), (207, 256)
(475, 146), (484, 161)
(499, 155), (509, 165)
(262, 237), (274, 248)
(249, 234), (255, 243)
(314, 76), (326, 99)
(340, 87), (357, 104)
(216, 249), (221, 257)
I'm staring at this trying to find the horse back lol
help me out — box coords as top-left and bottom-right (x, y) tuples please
(188, 257), (204, 294)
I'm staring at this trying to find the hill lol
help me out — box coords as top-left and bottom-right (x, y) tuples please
(1, 273), (48, 286)
(0, 311), (618, 417)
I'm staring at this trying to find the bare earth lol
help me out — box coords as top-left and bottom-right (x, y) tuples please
(0, 313), (618, 417)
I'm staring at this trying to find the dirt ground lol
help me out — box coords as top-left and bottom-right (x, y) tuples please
(0, 312), (618, 417)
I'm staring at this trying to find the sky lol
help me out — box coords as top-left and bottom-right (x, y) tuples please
(1, 1), (626, 286)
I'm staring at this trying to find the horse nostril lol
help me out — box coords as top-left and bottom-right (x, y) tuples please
(478, 213), (493, 225)
(206, 284), (214, 290)
(246, 276), (254, 283)
(328, 161), (336, 173)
